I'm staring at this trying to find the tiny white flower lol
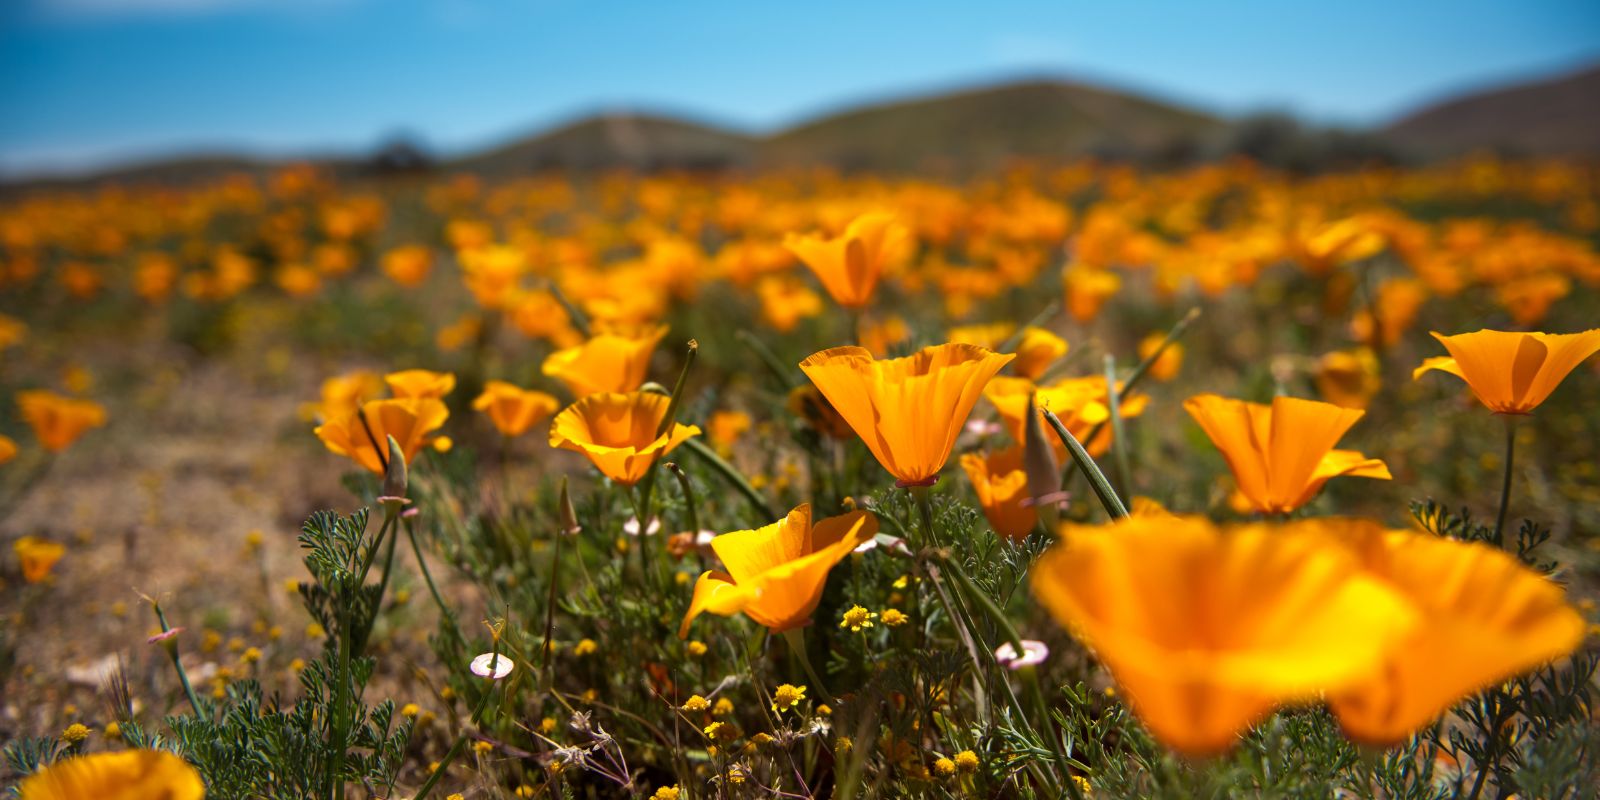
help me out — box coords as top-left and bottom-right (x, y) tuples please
(994, 640), (1049, 669)
(965, 419), (1003, 437)
(470, 652), (514, 679)
(623, 516), (662, 537)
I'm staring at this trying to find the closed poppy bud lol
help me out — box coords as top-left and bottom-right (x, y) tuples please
(380, 434), (408, 502)
(558, 476), (581, 536)
(1022, 392), (1061, 527)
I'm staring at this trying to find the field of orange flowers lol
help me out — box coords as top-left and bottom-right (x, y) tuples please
(2, 158), (1599, 798)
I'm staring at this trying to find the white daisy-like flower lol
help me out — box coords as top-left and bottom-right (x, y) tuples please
(470, 652), (514, 680)
(994, 640), (1049, 670)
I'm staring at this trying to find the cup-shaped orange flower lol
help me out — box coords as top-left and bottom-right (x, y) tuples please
(783, 212), (912, 309)
(19, 750), (204, 800)
(679, 504), (878, 637)
(314, 397), (449, 474)
(13, 536), (65, 583)
(1413, 329), (1600, 415)
(548, 391), (701, 486)
(1031, 516), (1417, 757)
(384, 369), (457, 400)
(1012, 327), (1068, 380)
(300, 370), (384, 422)
(15, 390), (107, 452)
(1184, 394), (1390, 514)
(1327, 525), (1586, 745)
(541, 324), (669, 397)
(985, 376), (1146, 459)
(959, 446), (1036, 541)
(799, 344), (1014, 486)
(473, 381), (559, 438)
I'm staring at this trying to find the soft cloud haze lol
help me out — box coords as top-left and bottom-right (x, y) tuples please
(2, 0), (1597, 176)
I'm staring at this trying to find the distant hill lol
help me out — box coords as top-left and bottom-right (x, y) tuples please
(451, 112), (757, 174)
(760, 79), (1226, 171)
(1384, 63), (1600, 158)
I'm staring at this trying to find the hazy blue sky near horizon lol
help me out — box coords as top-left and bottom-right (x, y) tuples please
(2, 0), (1597, 176)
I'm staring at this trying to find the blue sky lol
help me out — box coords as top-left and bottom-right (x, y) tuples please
(2, 0), (1597, 176)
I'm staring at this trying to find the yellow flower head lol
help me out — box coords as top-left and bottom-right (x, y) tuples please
(771, 683), (807, 713)
(839, 605), (877, 632)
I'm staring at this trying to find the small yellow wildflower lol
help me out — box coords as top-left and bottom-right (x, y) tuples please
(110, 601), (127, 618)
(289, 658), (306, 673)
(245, 530), (264, 550)
(581, 688), (599, 703)
(428, 761), (441, 773)
(515, 785), (534, 798)
(837, 736), (853, 754)
(686, 640), (708, 658)
(892, 574), (910, 590)
(400, 703), (421, 718)
(750, 732), (774, 746)
(284, 578), (301, 595)
(1073, 775), (1093, 794)
(572, 638), (598, 656)
(267, 625), (283, 641)
(681, 695), (710, 713)
(540, 716), (557, 734)
(227, 636), (245, 653)
(103, 721), (121, 740)
(881, 608), (909, 627)
(447, 795), (464, 800)
(934, 756), (956, 777)
(728, 764), (748, 784)
(815, 703), (832, 716)
(241, 647), (261, 664)
(840, 605), (877, 632)
(60, 724), (91, 744)
(201, 630), (222, 653)
(955, 750), (979, 773)
(472, 740), (493, 754)
(712, 697), (734, 716)
(305, 622), (326, 639)
(651, 786), (681, 800)
(441, 687), (457, 701)
(771, 683), (807, 713)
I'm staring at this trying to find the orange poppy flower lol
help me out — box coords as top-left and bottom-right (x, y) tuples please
(958, 446), (1036, 541)
(15, 390), (107, 452)
(314, 397), (449, 474)
(548, 391), (700, 486)
(300, 370), (384, 421)
(1184, 394), (1390, 514)
(473, 381), (559, 438)
(783, 212), (912, 309)
(1413, 329), (1600, 415)
(798, 344), (1014, 486)
(542, 324), (669, 398)
(13, 536), (66, 583)
(707, 410), (753, 456)
(1031, 516), (1416, 757)
(984, 376), (1146, 459)
(1012, 327), (1068, 380)
(384, 369), (457, 400)
(1137, 333), (1184, 382)
(381, 244), (434, 288)
(1327, 524), (1586, 745)
(0, 434), (16, 465)
(19, 750), (204, 800)
(679, 504), (878, 637)
(1316, 349), (1381, 409)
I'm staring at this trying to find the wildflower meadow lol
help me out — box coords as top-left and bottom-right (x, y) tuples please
(2, 156), (1599, 799)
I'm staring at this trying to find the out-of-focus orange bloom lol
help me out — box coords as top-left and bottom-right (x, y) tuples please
(784, 212), (912, 309)
(59, 262), (103, 300)
(946, 322), (1014, 351)
(1062, 264), (1120, 322)
(384, 369), (457, 400)
(1350, 278), (1427, 347)
(543, 324), (668, 398)
(509, 291), (581, 347)
(436, 314), (484, 353)
(473, 381), (559, 437)
(13, 535), (65, 583)
(548, 391), (700, 486)
(959, 446), (1036, 541)
(0, 313), (26, 350)
(755, 276), (823, 333)
(679, 504), (877, 637)
(708, 410), (753, 456)
(134, 253), (178, 303)
(459, 245), (527, 310)
(799, 344), (1014, 486)
(314, 397), (449, 474)
(984, 376), (1146, 459)
(1031, 515), (1416, 757)
(1012, 327), (1067, 380)
(274, 264), (322, 297)
(786, 385), (854, 440)
(1496, 273), (1571, 327)
(1328, 523), (1585, 745)
(857, 314), (910, 358)
(0, 434), (16, 464)
(1414, 329), (1600, 415)
(15, 390), (106, 452)
(1137, 333), (1183, 382)
(1184, 394), (1390, 514)
(18, 750), (204, 800)
(300, 370), (385, 421)
(381, 245), (435, 288)
(1316, 349), (1381, 409)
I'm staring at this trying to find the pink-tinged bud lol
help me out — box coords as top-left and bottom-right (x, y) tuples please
(1022, 392), (1061, 529)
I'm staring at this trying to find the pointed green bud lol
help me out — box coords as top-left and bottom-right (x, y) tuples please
(380, 434), (408, 502)
(558, 476), (581, 536)
(1023, 391), (1061, 530)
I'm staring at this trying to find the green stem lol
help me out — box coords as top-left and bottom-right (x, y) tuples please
(1103, 354), (1132, 500)
(541, 531), (564, 685)
(406, 518), (465, 651)
(1492, 415), (1517, 547)
(682, 437), (775, 523)
(779, 628), (838, 707)
(1042, 409), (1128, 519)
(413, 641), (505, 800)
(329, 604), (352, 800)
(152, 603), (205, 719)
(909, 486), (945, 549)
(736, 330), (797, 389)
(995, 301), (1061, 354)
(666, 462), (701, 536)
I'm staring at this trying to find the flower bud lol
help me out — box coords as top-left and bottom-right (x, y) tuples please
(380, 435), (408, 501)
(1022, 392), (1061, 529)
(558, 476), (581, 536)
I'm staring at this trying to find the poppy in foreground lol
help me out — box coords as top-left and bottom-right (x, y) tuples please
(1184, 394), (1390, 515)
(15, 390), (107, 452)
(1031, 516), (1416, 757)
(548, 391), (700, 486)
(542, 324), (669, 398)
(314, 397), (449, 474)
(1413, 329), (1600, 415)
(679, 504), (877, 637)
(783, 212), (912, 309)
(473, 381), (559, 438)
(19, 750), (204, 800)
(799, 343), (1014, 486)
(1328, 525), (1585, 744)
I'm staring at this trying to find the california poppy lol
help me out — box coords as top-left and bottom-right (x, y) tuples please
(473, 381), (559, 437)
(799, 344), (1014, 486)
(18, 750), (204, 800)
(15, 390), (107, 452)
(1031, 516), (1416, 757)
(985, 376), (1146, 459)
(314, 397), (449, 474)
(958, 446), (1036, 541)
(1012, 327), (1068, 380)
(1137, 332), (1184, 382)
(0, 434), (16, 465)
(783, 212), (912, 309)
(1327, 524), (1586, 745)
(384, 369), (457, 400)
(13, 536), (65, 583)
(679, 504), (877, 637)
(548, 391), (700, 486)
(381, 244), (434, 288)
(1413, 329), (1600, 415)
(300, 370), (384, 422)
(1184, 394), (1390, 514)
(542, 324), (668, 398)
(1316, 349), (1381, 409)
